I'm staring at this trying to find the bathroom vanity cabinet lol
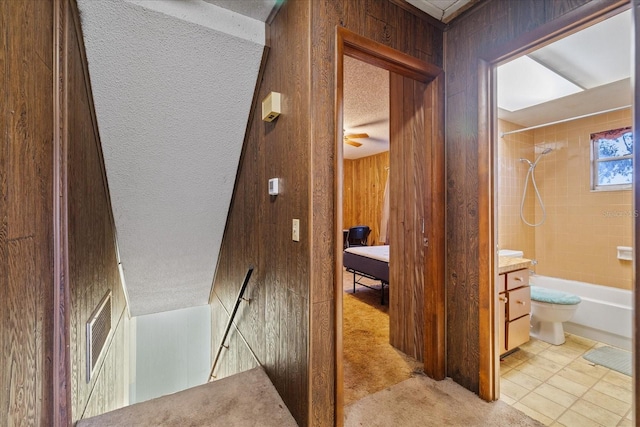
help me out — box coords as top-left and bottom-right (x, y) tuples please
(498, 268), (531, 356)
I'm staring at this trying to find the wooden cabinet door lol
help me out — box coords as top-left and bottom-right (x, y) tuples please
(508, 286), (531, 321)
(507, 315), (531, 351)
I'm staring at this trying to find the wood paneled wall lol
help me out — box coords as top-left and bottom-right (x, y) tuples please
(212, 1), (443, 425)
(210, 0), (311, 425)
(388, 74), (427, 361)
(343, 151), (389, 245)
(444, 0), (621, 393)
(0, 0), (55, 424)
(0, 1), (127, 424)
(66, 1), (128, 422)
(309, 3), (442, 424)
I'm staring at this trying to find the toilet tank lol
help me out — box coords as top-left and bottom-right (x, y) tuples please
(498, 249), (524, 258)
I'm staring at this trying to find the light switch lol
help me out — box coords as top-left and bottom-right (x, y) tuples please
(292, 219), (300, 242)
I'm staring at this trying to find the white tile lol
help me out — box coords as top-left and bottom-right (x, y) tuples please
(500, 393), (517, 405)
(556, 367), (600, 388)
(503, 369), (543, 391)
(516, 362), (555, 382)
(500, 378), (530, 401)
(569, 399), (623, 426)
(567, 359), (609, 379)
(537, 349), (576, 366)
(519, 392), (566, 419)
(601, 370), (632, 392)
(581, 388), (630, 417)
(533, 383), (578, 408)
(557, 409), (603, 427)
(545, 374), (588, 397)
(592, 380), (632, 404)
(513, 402), (554, 426)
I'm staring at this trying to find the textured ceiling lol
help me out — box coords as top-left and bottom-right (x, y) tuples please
(78, 0), (266, 315)
(343, 57), (389, 160)
(202, 0), (277, 22)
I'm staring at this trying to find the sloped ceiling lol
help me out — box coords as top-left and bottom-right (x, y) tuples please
(77, 0), (270, 315)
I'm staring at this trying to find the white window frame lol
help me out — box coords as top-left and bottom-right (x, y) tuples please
(590, 129), (633, 192)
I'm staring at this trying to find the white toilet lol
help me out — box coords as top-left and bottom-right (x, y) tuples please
(529, 286), (581, 345)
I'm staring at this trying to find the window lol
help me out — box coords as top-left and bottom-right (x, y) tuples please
(591, 126), (633, 191)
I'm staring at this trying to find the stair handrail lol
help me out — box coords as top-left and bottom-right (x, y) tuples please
(209, 266), (254, 380)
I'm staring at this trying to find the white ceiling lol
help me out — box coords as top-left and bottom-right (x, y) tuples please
(78, 0), (269, 315)
(76, 0), (631, 315)
(343, 57), (390, 160)
(498, 9), (632, 128)
(406, 0), (476, 23)
(202, 0), (277, 22)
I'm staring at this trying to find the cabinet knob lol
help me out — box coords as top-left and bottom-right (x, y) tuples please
(514, 277), (523, 282)
(516, 300), (526, 305)
(499, 296), (508, 302)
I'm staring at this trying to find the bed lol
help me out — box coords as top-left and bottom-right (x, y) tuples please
(343, 245), (389, 305)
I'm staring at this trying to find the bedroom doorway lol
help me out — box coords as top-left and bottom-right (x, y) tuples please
(334, 27), (445, 419)
(341, 55), (413, 406)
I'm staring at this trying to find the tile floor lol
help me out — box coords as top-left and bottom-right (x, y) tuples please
(499, 334), (633, 426)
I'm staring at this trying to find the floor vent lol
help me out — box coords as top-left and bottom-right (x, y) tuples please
(86, 291), (112, 382)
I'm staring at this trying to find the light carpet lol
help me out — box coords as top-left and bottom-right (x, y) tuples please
(76, 367), (297, 427)
(583, 345), (632, 376)
(345, 374), (544, 427)
(343, 286), (422, 405)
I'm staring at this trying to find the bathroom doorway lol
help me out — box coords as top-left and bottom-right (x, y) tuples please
(479, 3), (635, 424)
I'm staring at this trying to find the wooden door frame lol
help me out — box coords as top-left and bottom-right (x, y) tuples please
(477, 0), (631, 401)
(334, 27), (445, 422)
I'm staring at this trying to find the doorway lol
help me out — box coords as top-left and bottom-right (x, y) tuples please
(478, 1), (634, 417)
(334, 27), (445, 419)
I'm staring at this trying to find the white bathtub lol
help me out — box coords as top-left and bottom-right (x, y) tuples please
(529, 275), (633, 350)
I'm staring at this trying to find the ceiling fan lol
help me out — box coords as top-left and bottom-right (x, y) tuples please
(344, 132), (368, 147)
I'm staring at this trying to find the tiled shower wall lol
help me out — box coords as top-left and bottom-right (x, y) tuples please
(498, 109), (633, 290)
(497, 120), (536, 259)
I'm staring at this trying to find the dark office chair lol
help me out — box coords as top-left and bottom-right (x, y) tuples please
(346, 225), (371, 247)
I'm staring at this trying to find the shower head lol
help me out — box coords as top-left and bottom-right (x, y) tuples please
(533, 147), (553, 166)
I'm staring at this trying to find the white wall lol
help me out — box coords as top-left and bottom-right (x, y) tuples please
(129, 304), (211, 403)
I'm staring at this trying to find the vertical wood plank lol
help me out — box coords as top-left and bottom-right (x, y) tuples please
(212, 0), (445, 424)
(444, 0), (621, 394)
(388, 72), (405, 352)
(388, 73), (430, 363)
(66, 0), (128, 420)
(1, 0), (55, 425)
(0, 1), (8, 423)
(342, 152), (389, 245)
(7, 238), (37, 424)
(423, 73), (446, 380)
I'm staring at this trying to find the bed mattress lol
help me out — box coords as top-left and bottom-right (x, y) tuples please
(343, 245), (389, 283)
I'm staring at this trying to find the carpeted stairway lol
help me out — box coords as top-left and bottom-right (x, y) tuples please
(76, 367), (297, 427)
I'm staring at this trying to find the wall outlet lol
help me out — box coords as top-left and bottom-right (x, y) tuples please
(292, 219), (300, 242)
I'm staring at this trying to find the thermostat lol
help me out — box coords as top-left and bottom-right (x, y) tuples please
(268, 178), (280, 195)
